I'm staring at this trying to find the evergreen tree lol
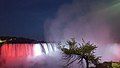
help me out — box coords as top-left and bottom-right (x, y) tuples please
(59, 38), (101, 68)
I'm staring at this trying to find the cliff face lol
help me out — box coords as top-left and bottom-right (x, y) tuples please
(0, 36), (40, 44)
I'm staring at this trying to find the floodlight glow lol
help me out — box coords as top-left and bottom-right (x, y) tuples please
(33, 44), (43, 56)
(110, 44), (120, 57)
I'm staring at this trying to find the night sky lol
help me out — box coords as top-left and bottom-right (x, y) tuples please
(0, 0), (72, 40)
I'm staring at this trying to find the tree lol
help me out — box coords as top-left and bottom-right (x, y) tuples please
(59, 38), (101, 68)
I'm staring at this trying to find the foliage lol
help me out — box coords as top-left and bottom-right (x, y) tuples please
(59, 38), (101, 68)
(112, 62), (120, 68)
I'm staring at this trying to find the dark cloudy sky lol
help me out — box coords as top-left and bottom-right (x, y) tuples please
(0, 0), (120, 42)
(0, 0), (72, 40)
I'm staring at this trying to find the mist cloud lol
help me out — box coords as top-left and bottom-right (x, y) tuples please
(44, 0), (120, 61)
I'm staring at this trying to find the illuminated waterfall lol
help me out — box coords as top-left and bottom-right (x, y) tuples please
(0, 43), (57, 68)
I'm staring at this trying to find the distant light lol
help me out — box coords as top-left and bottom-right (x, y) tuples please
(0, 40), (3, 43)
(0, 40), (6, 44)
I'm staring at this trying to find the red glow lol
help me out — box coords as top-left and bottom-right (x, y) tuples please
(0, 44), (34, 67)
(1, 44), (34, 58)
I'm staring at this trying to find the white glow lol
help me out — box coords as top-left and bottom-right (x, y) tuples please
(33, 44), (43, 56)
(42, 43), (49, 54)
(110, 44), (120, 57)
(47, 43), (53, 52)
(52, 43), (59, 51)
(97, 43), (120, 62)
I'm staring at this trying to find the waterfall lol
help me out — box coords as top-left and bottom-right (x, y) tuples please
(0, 43), (58, 68)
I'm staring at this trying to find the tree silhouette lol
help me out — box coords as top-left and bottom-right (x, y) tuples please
(59, 38), (101, 68)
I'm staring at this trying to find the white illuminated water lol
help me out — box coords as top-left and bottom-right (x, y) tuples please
(33, 44), (43, 56)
